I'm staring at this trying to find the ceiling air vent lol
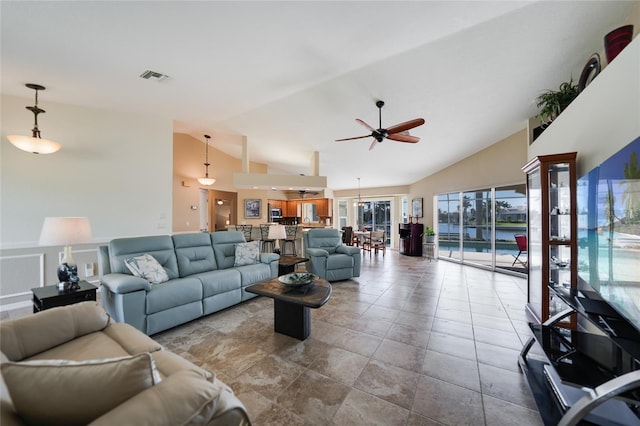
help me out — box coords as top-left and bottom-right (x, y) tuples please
(139, 70), (169, 81)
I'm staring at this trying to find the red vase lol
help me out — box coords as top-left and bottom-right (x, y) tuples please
(604, 25), (634, 63)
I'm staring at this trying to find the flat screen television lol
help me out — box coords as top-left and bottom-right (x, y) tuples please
(576, 136), (640, 335)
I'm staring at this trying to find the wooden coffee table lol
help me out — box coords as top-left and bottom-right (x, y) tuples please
(245, 277), (331, 340)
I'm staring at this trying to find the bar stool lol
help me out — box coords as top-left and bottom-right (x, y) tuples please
(281, 225), (298, 255)
(260, 224), (275, 252)
(235, 224), (253, 242)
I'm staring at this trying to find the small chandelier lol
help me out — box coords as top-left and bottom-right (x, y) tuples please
(7, 84), (61, 154)
(357, 177), (365, 206)
(197, 134), (216, 186)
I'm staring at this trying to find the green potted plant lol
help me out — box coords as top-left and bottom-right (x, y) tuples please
(535, 78), (579, 125)
(424, 226), (436, 243)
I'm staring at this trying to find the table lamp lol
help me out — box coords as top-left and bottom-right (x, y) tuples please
(39, 217), (93, 290)
(268, 224), (286, 254)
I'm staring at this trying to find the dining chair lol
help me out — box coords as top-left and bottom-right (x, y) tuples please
(341, 226), (354, 246)
(368, 230), (386, 257)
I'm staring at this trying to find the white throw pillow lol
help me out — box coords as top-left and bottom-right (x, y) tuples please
(234, 241), (260, 266)
(124, 253), (169, 284)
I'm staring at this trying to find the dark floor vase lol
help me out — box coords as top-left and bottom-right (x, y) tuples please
(604, 25), (634, 63)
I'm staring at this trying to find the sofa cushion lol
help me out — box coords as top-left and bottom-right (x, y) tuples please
(0, 302), (110, 362)
(1, 353), (160, 426)
(146, 277), (203, 315)
(211, 231), (246, 269)
(125, 253), (170, 284)
(151, 350), (214, 381)
(88, 370), (221, 426)
(101, 323), (162, 355)
(233, 241), (260, 266)
(236, 263), (273, 287)
(26, 331), (131, 362)
(194, 269), (241, 297)
(173, 233), (218, 277)
(109, 235), (179, 279)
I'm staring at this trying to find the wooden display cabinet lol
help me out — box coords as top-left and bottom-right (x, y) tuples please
(522, 152), (577, 327)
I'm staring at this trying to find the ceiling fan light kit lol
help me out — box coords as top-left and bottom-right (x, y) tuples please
(336, 100), (425, 150)
(7, 83), (62, 154)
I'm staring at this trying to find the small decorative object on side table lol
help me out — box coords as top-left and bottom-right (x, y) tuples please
(31, 280), (97, 313)
(38, 216), (93, 290)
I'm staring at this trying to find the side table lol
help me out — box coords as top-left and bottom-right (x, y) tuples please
(31, 280), (98, 313)
(278, 255), (309, 275)
(423, 242), (437, 262)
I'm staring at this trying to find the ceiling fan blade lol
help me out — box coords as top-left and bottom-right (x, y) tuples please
(335, 135), (371, 142)
(387, 133), (420, 143)
(386, 118), (425, 135)
(356, 118), (376, 133)
(369, 139), (378, 151)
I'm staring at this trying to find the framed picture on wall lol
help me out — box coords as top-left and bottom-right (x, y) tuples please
(244, 199), (261, 219)
(412, 198), (423, 218)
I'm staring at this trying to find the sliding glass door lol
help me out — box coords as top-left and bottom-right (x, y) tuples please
(359, 200), (392, 245)
(462, 189), (493, 268)
(437, 184), (527, 274)
(437, 193), (461, 260)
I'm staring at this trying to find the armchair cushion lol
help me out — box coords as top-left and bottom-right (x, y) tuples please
(89, 370), (221, 426)
(1, 353), (160, 426)
(0, 302), (110, 362)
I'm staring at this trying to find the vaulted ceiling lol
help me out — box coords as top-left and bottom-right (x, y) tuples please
(1, 1), (635, 190)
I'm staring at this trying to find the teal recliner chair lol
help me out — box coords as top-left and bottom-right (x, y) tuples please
(303, 228), (361, 281)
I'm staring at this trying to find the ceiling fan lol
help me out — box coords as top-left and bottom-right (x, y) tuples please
(335, 100), (425, 150)
(285, 189), (321, 198)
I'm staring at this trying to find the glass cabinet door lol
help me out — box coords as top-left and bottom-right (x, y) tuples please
(527, 169), (543, 320)
(523, 152), (577, 326)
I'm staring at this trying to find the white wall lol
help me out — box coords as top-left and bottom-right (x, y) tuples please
(1, 94), (174, 247)
(1, 94), (173, 306)
(529, 37), (640, 176)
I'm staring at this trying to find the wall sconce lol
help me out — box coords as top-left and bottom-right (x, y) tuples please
(7, 84), (62, 154)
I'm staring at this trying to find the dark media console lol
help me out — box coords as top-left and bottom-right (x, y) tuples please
(519, 284), (640, 425)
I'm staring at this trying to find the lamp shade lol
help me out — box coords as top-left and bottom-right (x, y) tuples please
(197, 177), (216, 185)
(39, 217), (93, 246)
(7, 135), (61, 154)
(268, 224), (286, 240)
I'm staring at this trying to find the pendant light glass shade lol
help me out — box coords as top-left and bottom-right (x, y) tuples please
(198, 134), (216, 186)
(197, 177), (216, 185)
(7, 134), (61, 154)
(7, 84), (61, 154)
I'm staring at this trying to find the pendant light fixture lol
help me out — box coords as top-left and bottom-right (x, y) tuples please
(357, 177), (365, 206)
(7, 84), (61, 154)
(197, 134), (216, 186)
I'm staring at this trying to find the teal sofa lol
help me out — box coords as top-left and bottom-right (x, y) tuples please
(303, 228), (361, 281)
(98, 231), (279, 335)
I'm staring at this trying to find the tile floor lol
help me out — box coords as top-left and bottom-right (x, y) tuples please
(151, 251), (543, 425)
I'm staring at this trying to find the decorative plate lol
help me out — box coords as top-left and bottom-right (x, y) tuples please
(578, 53), (601, 93)
(278, 272), (317, 288)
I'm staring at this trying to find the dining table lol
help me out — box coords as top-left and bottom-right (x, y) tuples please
(353, 230), (370, 246)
